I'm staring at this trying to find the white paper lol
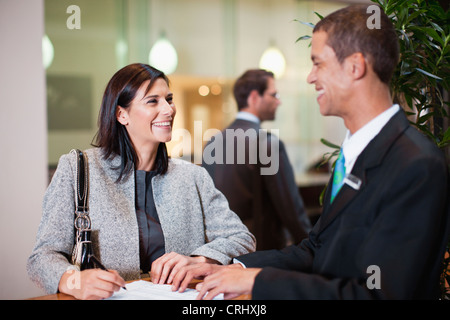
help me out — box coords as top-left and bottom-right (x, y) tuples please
(106, 280), (224, 300)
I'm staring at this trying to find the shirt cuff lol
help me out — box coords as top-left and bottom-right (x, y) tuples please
(232, 258), (246, 268)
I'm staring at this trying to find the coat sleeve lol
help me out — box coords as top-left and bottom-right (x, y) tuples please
(26, 152), (77, 294)
(189, 166), (256, 265)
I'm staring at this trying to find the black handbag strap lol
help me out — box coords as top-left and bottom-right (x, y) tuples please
(71, 149), (90, 232)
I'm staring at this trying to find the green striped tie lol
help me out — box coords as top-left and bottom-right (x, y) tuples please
(330, 150), (346, 203)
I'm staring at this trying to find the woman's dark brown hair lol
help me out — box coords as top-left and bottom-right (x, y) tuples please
(93, 63), (170, 181)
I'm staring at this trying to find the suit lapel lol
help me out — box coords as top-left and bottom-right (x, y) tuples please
(317, 110), (410, 234)
(318, 169), (365, 233)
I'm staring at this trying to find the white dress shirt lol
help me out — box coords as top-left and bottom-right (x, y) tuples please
(236, 111), (260, 124)
(342, 104), (400, 174)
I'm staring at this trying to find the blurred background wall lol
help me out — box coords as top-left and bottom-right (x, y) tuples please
(44, 0), (359, 176)
(0, 0), (47, 299)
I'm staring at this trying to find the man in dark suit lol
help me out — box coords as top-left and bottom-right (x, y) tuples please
(202, 69), (311, 250)
(172, 4), (450, 299)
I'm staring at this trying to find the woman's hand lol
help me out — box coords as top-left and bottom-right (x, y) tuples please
(150, 252), (218, 285)
(58, 268), (126, 300)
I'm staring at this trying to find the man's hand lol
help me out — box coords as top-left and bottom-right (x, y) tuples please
(196, 266), (261, 300)
(170, 262), (261, 300)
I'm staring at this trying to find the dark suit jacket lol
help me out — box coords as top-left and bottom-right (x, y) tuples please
(238, 111), (450, 299)
(202, 119), (311, 250)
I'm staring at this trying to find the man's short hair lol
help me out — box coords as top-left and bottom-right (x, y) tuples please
(233, 69), (274, 110)
(314, 5), (399, 84)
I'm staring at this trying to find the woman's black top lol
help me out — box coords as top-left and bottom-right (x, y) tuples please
(135, 170), (165, 273)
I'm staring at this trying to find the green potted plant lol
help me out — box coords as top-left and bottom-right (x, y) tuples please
(297, 0), (450, 298)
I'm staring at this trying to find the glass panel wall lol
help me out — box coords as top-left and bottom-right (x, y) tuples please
(45, 0), (354, 182)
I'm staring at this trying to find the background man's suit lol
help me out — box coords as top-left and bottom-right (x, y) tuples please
(202, 118), (312, 250)
(238, 110), (450, 299)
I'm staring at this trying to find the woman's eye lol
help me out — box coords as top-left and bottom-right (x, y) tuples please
(147, 99), (157, 104)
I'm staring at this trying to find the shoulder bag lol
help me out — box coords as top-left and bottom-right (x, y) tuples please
(70, 149), (102, 270)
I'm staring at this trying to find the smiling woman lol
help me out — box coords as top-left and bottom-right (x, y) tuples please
(27, 63), (256, 300)
(116, 77), (176, 172)
(94, 64), (173, 180)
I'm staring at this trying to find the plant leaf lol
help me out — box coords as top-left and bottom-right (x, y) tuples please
(415, 68), (443, 80)
(295, 35), (311, 43)
(293, 19), (315, 28)
(418, 112), (435, 124)
(314, 11), (324, 20)
(320, 138), (340, 149)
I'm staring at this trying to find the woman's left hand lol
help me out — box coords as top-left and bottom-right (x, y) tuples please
(150, 252), (218, 285)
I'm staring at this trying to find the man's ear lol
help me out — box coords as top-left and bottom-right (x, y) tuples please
(247, 89), (260, 107)
(116, 106), (128, 125)
(347, 52), (366, 80)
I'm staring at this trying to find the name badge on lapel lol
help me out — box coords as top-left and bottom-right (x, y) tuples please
(343, 174), (362, 190)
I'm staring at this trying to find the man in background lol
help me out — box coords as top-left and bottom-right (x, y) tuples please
(202, 69), (312, 250)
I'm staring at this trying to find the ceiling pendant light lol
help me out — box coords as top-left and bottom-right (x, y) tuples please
(259, 44), (286, 78)
(149, 32), (178, 75)
(42, 34), (54, 69)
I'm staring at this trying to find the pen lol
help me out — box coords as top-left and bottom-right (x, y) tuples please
(91, 255), (127, 290)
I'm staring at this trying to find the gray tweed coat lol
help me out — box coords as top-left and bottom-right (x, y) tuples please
(27, 148), (256, 294)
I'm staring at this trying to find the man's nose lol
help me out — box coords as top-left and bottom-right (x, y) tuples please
(307, 69), (316, 84)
